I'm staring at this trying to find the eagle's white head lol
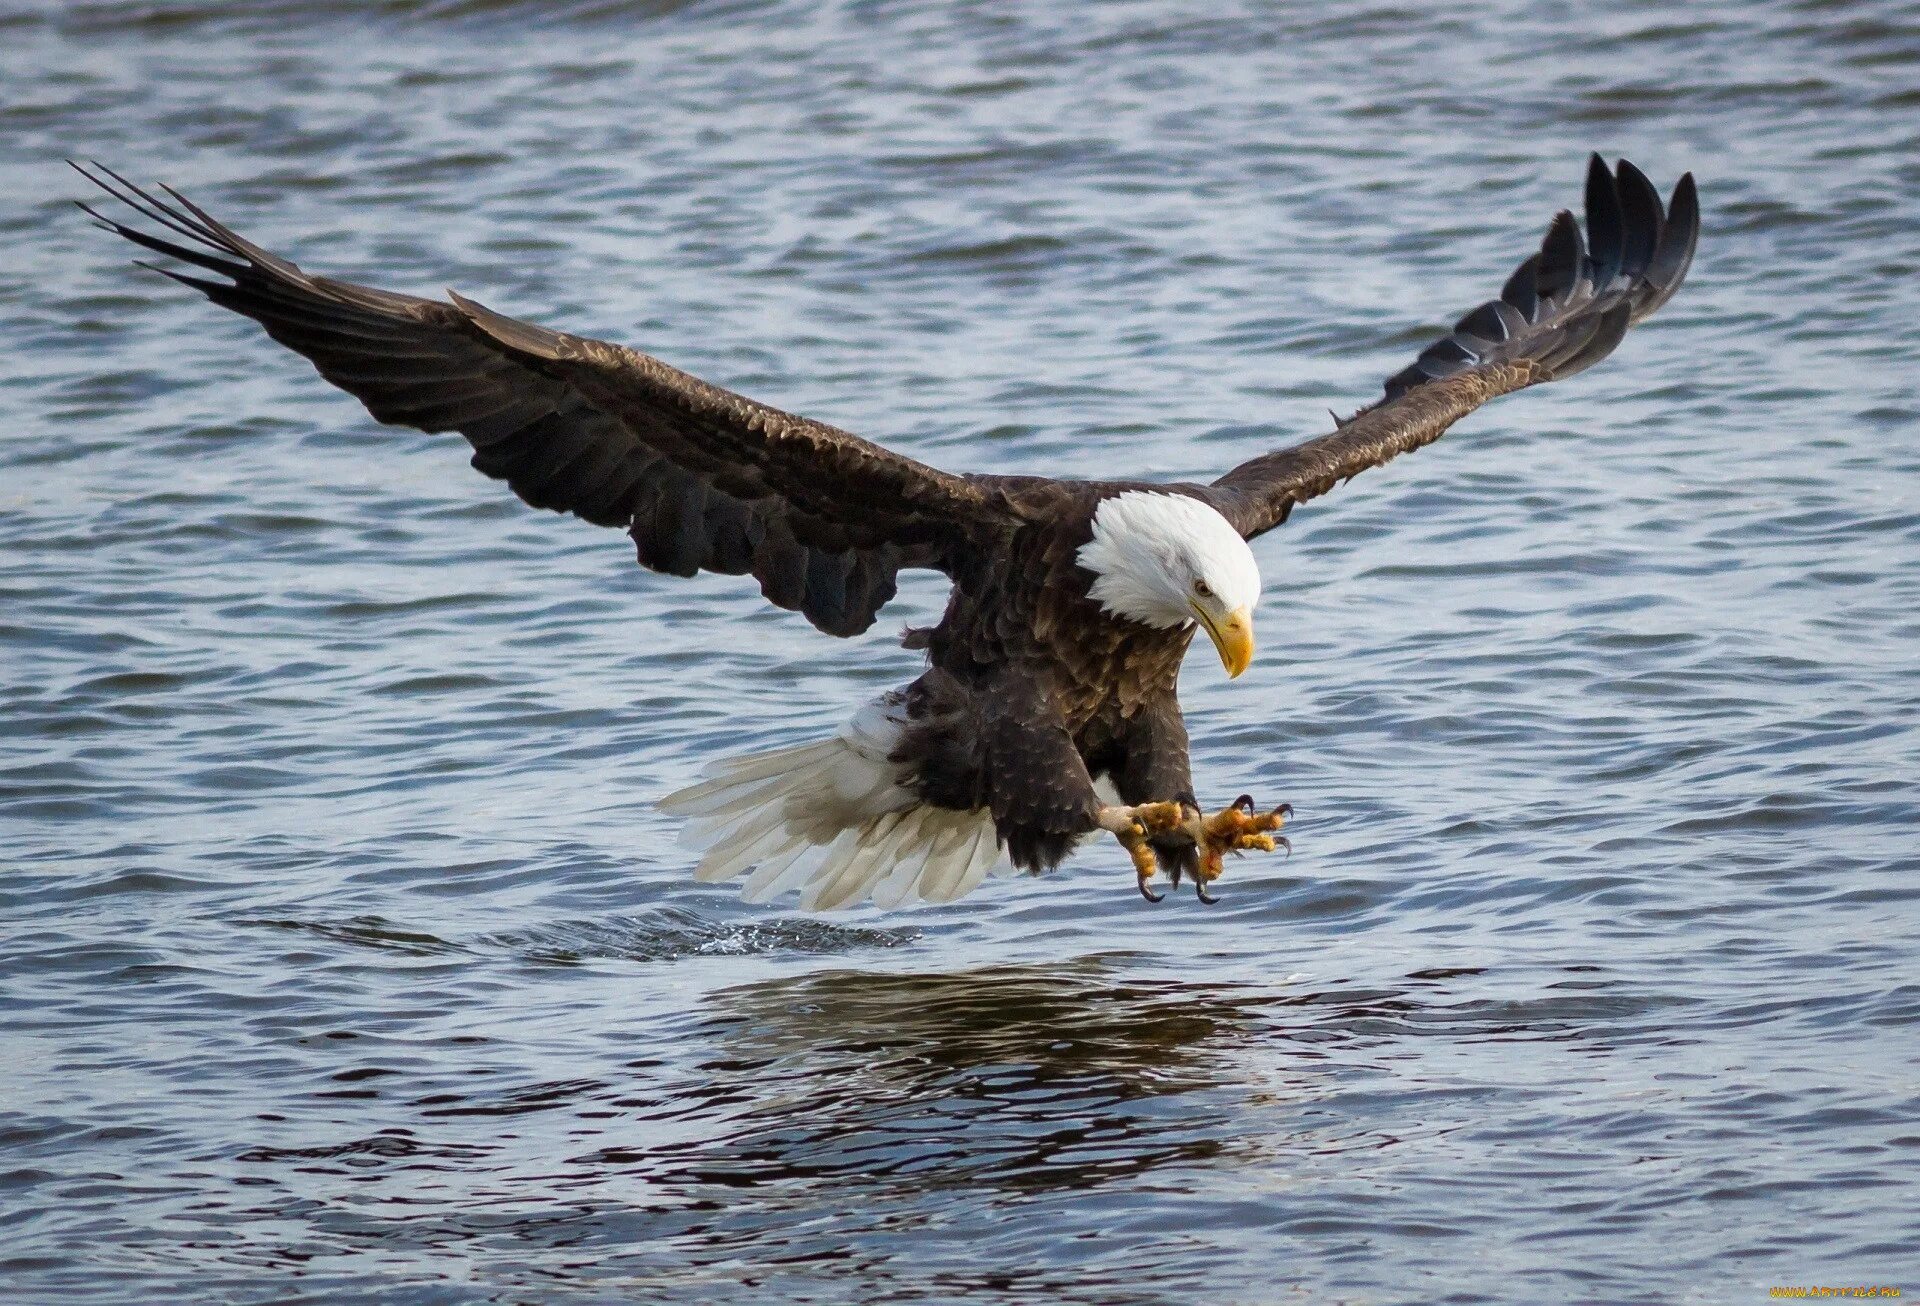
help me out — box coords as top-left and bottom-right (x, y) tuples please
(1076, 491), (1263, 677)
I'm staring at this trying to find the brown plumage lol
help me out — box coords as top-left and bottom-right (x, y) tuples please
(74, 155), (1698, 907)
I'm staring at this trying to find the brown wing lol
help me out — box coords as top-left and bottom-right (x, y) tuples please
(74, 162), (1017, 637)
(1204, 156), (1698, 540)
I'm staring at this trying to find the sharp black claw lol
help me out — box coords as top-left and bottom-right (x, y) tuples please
(1274, 802), (1294, 819)
(1232, 793), (1256, 813)
(1138, 879), (1165, 904)
(1196, 879), (1220, 905)
(1276, 834), (1292, 858)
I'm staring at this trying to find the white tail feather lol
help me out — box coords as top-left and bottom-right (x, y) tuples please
(871, 837), (935, 910)
(682, 739), (841, 793)
(803, 818), (898, 911)
(740, 840), (814, 904)
(693, 820), (792, 884)
(662, 695), (1006, 910)
(923, 822), (996, 904)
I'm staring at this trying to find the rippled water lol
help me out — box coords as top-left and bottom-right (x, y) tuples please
(5, 1), (1919, 1300)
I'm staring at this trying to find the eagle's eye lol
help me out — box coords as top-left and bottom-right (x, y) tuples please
(1193, 579), (1213, 598)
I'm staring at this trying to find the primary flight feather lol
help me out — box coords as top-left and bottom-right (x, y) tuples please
(75, 155), (1698, 909)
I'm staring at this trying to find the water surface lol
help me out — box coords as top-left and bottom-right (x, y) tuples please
(4, 1), (1918, 1301)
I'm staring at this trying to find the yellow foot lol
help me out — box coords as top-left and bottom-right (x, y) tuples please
(1121, 828), (1162, 902)
(1131, 800), (1187, 836)
(1095, 801), (1192, 903)
(1192, 795), (1292, 904)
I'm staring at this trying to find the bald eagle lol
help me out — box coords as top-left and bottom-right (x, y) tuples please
(76, 155), (1696, 909)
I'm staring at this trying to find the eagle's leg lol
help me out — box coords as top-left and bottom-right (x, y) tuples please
(1188, 796), (1292, 904)
(1096, 801), (1187, 902)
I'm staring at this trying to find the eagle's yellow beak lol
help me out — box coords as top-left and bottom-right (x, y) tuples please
(1192, 603), (1254, 679)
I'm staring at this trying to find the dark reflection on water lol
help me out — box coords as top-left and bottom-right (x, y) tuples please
(6, 0), (1920, 1300)
(642, 964), (1257, 1193)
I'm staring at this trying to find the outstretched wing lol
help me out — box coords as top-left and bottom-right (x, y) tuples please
(75, 162), (1016, 637)
(1203, 156), (1698, 540)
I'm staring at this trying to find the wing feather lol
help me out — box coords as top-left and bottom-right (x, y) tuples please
(1204, 157), (1697, 540)
(76, 162), (1015, 637)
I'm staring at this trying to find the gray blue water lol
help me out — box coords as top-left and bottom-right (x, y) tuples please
(4, 1), (1918, 1301)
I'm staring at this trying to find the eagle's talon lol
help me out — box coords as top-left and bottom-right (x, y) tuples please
(1107, 808), (1167, 904)
(1181, 794), (1293, 898)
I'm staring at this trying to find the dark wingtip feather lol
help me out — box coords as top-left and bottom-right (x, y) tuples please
(1583, 153), (1626, 291)
(1612, 158), (1664, 283)
(151, 179), (307, 282)
(130, 259), (229, 296)
(73, 197), (121, 232)
(73, 160), (252, 264)
(1500, 251), (1540, 319)
(1637, 171), (1699, 319)
(1535, 210), (1584, 308)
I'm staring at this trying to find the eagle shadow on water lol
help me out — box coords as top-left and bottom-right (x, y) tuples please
(75, 155), (1697, 910)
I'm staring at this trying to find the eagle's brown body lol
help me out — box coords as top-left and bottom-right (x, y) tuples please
(75, 156), (1697, 906)
(899, 485), (1204, 873)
